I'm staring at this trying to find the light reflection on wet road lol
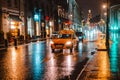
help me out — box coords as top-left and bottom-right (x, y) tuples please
(0, 40), (97, 80)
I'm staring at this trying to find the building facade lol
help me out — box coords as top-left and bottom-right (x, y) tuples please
(25, 0), (69, 38)
(110, 4), (120, 31)
(0, 0), (75, 41)
(68, 0), (82, 31)
(0, 0), (25, 41)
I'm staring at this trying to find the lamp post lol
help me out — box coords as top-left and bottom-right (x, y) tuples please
(102, 4), (107, 19)
(100, 3), (107, 34)
(106, 0), (110, 50)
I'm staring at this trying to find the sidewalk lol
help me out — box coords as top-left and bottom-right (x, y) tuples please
(78, 39), (113, 80)
(0, 43), (7, 51)
(0, 38), (48, 51)
(0, 47), (7, 51)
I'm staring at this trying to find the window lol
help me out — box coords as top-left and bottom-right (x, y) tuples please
(59, 34), (72, 39)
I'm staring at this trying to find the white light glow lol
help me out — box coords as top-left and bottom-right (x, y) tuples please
(36, 22), (39, 36)
(67, 56), (72, 66)
(11, 25), (15, 29)
(11, 21), (15, 25)
(50, 40), (54, 44)
(66, 41), (72, 45)
(103, 5), (107, 9)
(104, 12), (107, 16)
(49, 21), (53, 26)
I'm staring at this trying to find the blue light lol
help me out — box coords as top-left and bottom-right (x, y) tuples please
(110, 26), (119, 30)
(34, 14), (40, 21)
(110, 43), (118, 72)
(110, 32), (119, 73)
(33, 8), (41, 21)
(31, 42), (46, 79)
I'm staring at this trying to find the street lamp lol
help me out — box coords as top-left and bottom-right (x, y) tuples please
(104, 12), (107, 16)
(101, 4), (107, 20)
(102, 4), (107, 9)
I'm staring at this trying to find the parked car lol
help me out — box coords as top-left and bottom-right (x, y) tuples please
(51, 29), (78, 52)
(75, 32), (85, 42)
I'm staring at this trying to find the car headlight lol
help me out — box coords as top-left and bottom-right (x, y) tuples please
(66, 41), (72, 45)
(50, 41), (54, 44)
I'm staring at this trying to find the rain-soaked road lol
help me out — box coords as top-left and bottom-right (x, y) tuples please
(0, 39), (97, 80)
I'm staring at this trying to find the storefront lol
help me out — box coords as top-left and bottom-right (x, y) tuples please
(9, 15), (23, 37)
(2, 12), (24, 42)
(110, 4), (120, 32)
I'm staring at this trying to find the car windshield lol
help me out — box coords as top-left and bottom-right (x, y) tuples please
(59, 34), (72, 39)
(51, 34), (59, 39)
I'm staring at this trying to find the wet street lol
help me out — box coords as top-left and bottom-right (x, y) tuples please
(1, 32), (120, 80)
(0, 39), (97, 80)
(77, 32), (120, 80)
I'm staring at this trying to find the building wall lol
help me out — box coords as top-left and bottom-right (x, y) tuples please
(110, 4), (120, 31)
(68, 0), (82, 31)
(25, 0), (69, 38)
(110, 0), (120, 6)
(52, 0), (68, 31)
(0, 0), (25, 39)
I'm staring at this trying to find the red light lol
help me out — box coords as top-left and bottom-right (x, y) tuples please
(64, 21), (72, 25)
(45, 16), (49, 20)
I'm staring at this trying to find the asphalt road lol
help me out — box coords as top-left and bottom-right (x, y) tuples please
(0, 40), (97, 80)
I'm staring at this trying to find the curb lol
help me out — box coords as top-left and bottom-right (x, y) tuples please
(0, 48), (7, 51)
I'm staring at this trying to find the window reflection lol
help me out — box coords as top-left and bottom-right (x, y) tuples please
(110, 32), (119, 74)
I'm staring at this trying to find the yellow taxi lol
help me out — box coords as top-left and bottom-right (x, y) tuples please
(50, 29), (78, 52)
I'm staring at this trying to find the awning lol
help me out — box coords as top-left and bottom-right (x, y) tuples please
(9, 15), (22, 22)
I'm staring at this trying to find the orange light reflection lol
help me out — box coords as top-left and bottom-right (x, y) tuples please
(97, 51), (111, 79)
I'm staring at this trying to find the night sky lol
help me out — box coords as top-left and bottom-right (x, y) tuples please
(76, 0), (102, 19)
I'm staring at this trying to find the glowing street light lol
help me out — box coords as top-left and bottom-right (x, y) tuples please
(102, 4), (107, 9)
(104, 12), (107, 16)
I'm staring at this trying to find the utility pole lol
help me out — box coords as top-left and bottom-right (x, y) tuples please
(0, 0), (2, 30)
(106, 0), (110, 50)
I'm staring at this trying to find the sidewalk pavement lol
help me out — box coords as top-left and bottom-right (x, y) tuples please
(0, 47), (7, 51)
(78, 39), (114, 80)
(0, 43), (7, 51)
(0, 38), (48, 51)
